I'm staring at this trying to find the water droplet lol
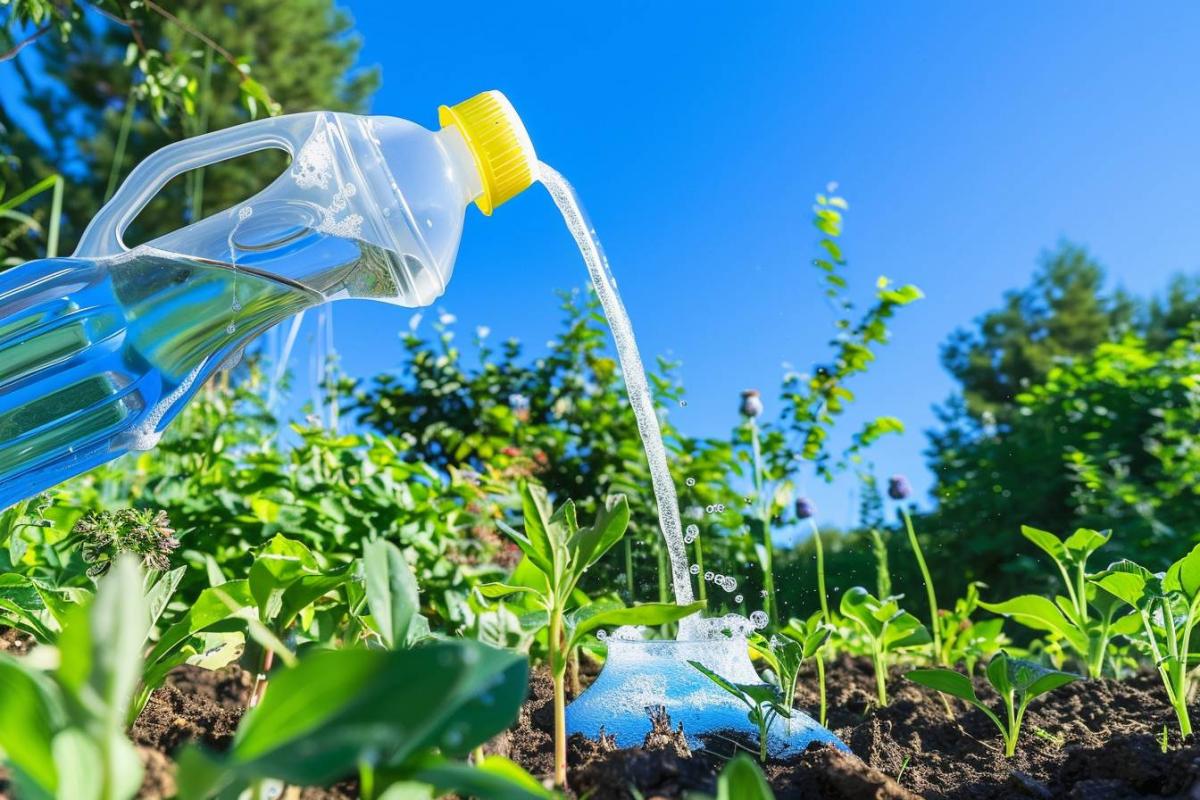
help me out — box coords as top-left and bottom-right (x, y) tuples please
(443, 729), (464, 747)
(231, 299), (242, 312)
(597, 629), (608, 641)
(704, 571), (714, 581)
(761, 590), (768, 597)
(686, 524), (699, 536)
(744, 497), (752, 505)
(226, 323), (236, 334)
(690, 564), (700, 575)
(679, 399), (687, 407)
(685, 478), (696, 487)
(750, 610), (769, 629)
(735, 594), (743, 604)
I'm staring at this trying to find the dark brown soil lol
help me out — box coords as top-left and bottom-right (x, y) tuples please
(499, 656), (1200, 799)
(0, 627), (34, 656)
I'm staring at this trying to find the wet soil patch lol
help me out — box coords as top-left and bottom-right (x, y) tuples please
(503, 655), (1200, 799)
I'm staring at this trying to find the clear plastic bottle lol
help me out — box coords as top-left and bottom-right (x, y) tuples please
(0, 91), (537, 508)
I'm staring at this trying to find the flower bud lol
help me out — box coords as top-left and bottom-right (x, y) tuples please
(888, 475), (912, 501)
(739, 389), (764, 418)
(795, 497), (817, 520)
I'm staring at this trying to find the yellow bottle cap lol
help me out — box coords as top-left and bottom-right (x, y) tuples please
(439, 91), (537, 216)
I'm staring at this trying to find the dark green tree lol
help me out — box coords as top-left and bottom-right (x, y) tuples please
(1, 0), (377, 260)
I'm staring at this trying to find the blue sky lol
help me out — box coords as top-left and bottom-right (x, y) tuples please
(5, 3), (1198, 530)
(325, 2), (1200, 528)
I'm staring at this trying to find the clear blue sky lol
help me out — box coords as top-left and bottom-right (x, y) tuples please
(7, 4), (1198, 530)
(320, 2), (1199, 529)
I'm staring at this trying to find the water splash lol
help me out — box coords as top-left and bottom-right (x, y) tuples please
(538, 164), (696, 616)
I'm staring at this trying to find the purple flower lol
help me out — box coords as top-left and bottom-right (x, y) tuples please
(795, 497), (817, 520)
(888, 475), (912, 501)
(740, 389), (764, 418)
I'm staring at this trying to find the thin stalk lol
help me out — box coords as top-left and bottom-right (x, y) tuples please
(870, 528), (892, 600)
(624, 537), (635, 601)
(45, 176), (62, 258)
(810, 520), (830, 624)
(749, 419), (777, 623)
(901, 508), (942, 663)
(657, 543), (669, 606)
(873, 646), (888, 706)
(190, 46), (214, 220)
(105, 90), (136, 202)
(568, 647), (581, 697)
(816, 649), (828, 726)
(549, 612), (567, 788)
(1003, 691), (1018, 757)
(693, 536), (706, 602)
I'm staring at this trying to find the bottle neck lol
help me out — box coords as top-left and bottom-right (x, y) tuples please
(435, 125), (485, 207)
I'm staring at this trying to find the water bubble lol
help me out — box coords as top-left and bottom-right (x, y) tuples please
(715, 503), (726, 512)
(679, 399), (687, 407)
(686, 524), (699, 536)
(685, 478), (696, 487)
(690, 564), (700, 574)
(705, 505), (715, 513)
(724, 577), (737, 591)
(231, 299), (242, 312)
(226, 323), (237, 334)
(735, 594), (744, 603)
(704, 571), (714, 581)
(750, 610), (769, 629)
(745, 497), (752, 505)
(596, 629), (608, 641)
(761, 590), (768, 597)
(684, 530), (697, 544)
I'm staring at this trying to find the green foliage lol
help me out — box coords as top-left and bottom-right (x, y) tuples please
(751, 617), (830, 722)
(980, 526), (1130, 677)
(1090, 544), (1200, 736)
(363, 538), (431, 649)
(936, 582), (1007, 673)
(839, 587), (931, 705)
(713, 753), (776, 799)
(175, 640), (538, 799)
(907, 652), (1079, 756)
(0, 556), (148, 800)
(689, 660), (789, 763)
(486, 482), (702, 786)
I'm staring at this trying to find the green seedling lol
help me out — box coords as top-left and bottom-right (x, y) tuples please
(895, 502), (942, 664)
(0, 555), (150, 800)
(907, 651), (1079, 757)
(1090, 544), (1200, 737)
(751, 617), (831, 729)
(715, 753), (776, 799)
(482, 482), (703, 787)
(176, 640), (553, 800)
(981, 526), (1129, 678)
(938, 582), (1008, 673)
(690, 660), (789, 763)
(840, 586), (931, 705)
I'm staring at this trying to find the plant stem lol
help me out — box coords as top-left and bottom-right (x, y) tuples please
(816, 649), (828, 726)
(105, 90), (136, 202)
(1003, 691), (1018, 757)
(901, 508), (941, 663)
(748, 419), (778, 624)
(550, 611), (567, 788)
(870, 527), (892, 600)
(873, 648), (888, 706)
(693, 535), (706, 602)
(190, 45), (214, 220)
(810, 520), (830, 625)
(624, 537), (635, 601)
(45, 176), (62, 258)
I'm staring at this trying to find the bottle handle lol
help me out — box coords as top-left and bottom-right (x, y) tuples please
(74, 112), (325, 258)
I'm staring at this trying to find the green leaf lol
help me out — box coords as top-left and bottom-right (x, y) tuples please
(1090, 561), (1155, 609)
(1020, 526), (1066, 565)
(979, 595), (1088, 652)
(571, 494), (631, 571)
(567, 600), (705, 651)
(364, 540), (431, 649)
(146, 580), (255, 668)
(1062, 528), (1110, 566)
(1166, 544), (1200, 600)
(476, 582), (541, 601)
(515, 482), (556, 572)
(248, 534), (321, 622)
(716, 753), (776, 800)
(839, 587), (881, 638)
(1005, 656), (1079, 700)
(276, 566), (353, 631)
(689, 660), (742, 699)
(408, 755), (557, 800)
(907, 668), (981, 706)
(0, 656), (59, 796)
(87, 555), (148, 734)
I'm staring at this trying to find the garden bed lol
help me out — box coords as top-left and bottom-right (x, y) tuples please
(4, 628), (1197, 800)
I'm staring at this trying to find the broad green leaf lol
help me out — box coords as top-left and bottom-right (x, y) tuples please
(1062, 528), (1110, 565)
(1167, 544), (1200, 600)
(146, 580), (255, 667)
(567, 600), (705, 650)
(0, 656), (59, 796)
(516, 482), (556, 570)
(689, 660), (741, 698)
(979, 595), (1088, 652)
(88, 556), (147, 734)
(144, 566), (186, 635)
(572, 494), (630, 571)
(475, 582), (540, 601)
(1091, 561), (1154, 609)
(364, 539), (424, 649)
(51, 729), (102, 800)
(882, 610), (931, 650)
(906, 668), (981, 706)
(417, 643), (528, 759)
(248, 534), (320, 620)
(1020, 526), (1066, 565)
(275, 566), (354, 632)
(716, 753), (776, 800)
(839, 587), (882, 638)
(496, 521), (553, 580)
(985, 652), (1013, 696)
(409, 755), (557, 800)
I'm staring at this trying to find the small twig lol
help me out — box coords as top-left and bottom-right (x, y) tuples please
(142, 0), (242, 77)
(0, 24), (51, 62)
(88, 1), (147, 54)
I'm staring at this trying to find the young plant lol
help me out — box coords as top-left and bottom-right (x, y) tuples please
(176, 639), (553, 800)
(889, 476), (941, 664)
(1090, 544), (1200, 737)
(907, 651), (1079, 756)
(840, 586), (931, 705)
(690, 660), (790, 763)
(713, 752), (777, 800)
(0, 555), (149, 800)
(751, 617), (831, 728)
(482, 482), (703, 787)
(981, 526), (1128, 677)
(937, 582), (1008, 673)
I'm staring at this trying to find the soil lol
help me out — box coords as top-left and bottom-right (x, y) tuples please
(497, 655), (1200, 799)
(3, 624), (1198, 799)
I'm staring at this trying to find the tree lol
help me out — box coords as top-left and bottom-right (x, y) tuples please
(1, 0), (377, 261)
(938, 243), (1132, 424)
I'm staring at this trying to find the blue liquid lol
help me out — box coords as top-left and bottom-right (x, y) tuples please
(0, 249), (319, 508)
